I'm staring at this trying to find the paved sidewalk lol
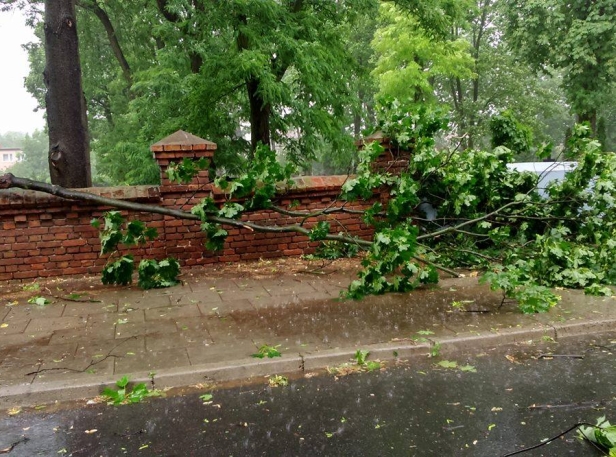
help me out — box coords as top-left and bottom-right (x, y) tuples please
(2, 267), (616, 408)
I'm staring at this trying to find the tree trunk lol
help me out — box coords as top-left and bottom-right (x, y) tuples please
(578, 110), (597, 135)
(247, 78), (271, 152)
(44, 0), (91, 187)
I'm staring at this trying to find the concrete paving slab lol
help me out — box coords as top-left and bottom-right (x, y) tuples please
(87, 288), (142, 301)
(1, 342), (78, 369)
(233, 278), (269, 289)
(0, 332), (52, 352)
(139, 284), (189, 297)
(75, 337), (146, 359)
(35, 356), (115, 382)
(62, 301), (118, 317)
(218, 286), (270, 301)
(145, 330), (212, 352)
(0, 319), (28, 336)
(144, 304), (201, 321)
(88, 310), (145, 327)
(263, 282), (319, 296)
(534, 293), (616, 324)
(129, 294), (172, 309)
(186, 342), (257, 365)
(0, 362), (38, 384)
(204, 317), (277, 343)
(4, 303), (66, 320)
(49, 323), (117, 345)
(25, 316), (87, 333)
(175, 290), (222, 305)
(197, 299), (255, 316)
(193, 278), (238, 290)
(114, 347), (190, 373)
(113, 320), (178, 339)
(251, 291), (336, 309)
(173, 316), (209, 332)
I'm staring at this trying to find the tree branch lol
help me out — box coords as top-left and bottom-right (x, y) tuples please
(417, 200), (524, 241)
(0, 173), (373, 246)
(77, 0), (132, 85)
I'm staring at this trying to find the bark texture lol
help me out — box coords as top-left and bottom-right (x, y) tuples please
(44, 0), (91, 187)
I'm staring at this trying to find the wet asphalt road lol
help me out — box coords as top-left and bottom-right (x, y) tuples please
(2, 333), (616, 457)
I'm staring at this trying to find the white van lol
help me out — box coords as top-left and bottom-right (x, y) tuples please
(506, 162), (578, 197)
(418, 161), (578, 220)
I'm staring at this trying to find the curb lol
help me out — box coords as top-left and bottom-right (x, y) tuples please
(2, 317), (616, 409)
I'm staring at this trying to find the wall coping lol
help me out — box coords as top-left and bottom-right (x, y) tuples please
(0, 185), (160, 209)
(0, 175), (353, 211)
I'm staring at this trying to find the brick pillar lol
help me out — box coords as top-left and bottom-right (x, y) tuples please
(356, 131), (411, 175)
(150, 130), (217, 190)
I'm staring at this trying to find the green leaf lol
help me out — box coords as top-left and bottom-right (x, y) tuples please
(353, 349), (370, 365)
(137, 258), (180, 290)
(308, 221), (331, 241)
(251, 344), (282, 359)
(437, 360), (458, 369)
(218, 203), (245, 219)
(28, 296), (50, 306)
(101, 256), (134, 286)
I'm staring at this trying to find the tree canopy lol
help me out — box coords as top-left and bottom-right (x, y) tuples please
(503, 0), (616, 132)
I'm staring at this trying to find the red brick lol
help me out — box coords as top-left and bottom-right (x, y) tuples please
(50, 226), (73, 234)
(36, 241), (60, 249)
(62, 267), (87, 275)
(12, 270), (39, 279)
(73, 253), (98, 261)
(63, 239), (87, 247)
(241, 253), (263, 260)
(26, 255), (49, 264)
(12, 242), (36, 251)
(218, 255), (241, 262)
(51, 254), (73, 262)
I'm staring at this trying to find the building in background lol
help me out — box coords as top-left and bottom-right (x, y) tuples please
(0, 146), (22, 171)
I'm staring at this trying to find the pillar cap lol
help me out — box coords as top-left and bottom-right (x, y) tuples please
(151, 130), (217, 152)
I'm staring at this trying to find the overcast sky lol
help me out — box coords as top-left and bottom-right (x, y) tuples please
(0, 9), (45, 135)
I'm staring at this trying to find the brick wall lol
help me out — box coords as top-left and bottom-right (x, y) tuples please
(0, 131), (396, 281)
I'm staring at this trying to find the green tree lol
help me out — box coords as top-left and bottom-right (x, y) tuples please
(6, 129), (50, 182)
(503, 0), (616, 134)
(21, 0), (379, 184)
(489, 111), (533, 158)
(372, 3), (474, 107)
(374, 0), (571, 152)
(0, 132), (26, 148)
